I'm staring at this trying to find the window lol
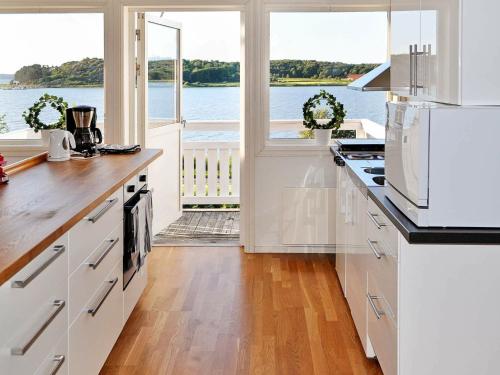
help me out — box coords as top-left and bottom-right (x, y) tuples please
(0, 13), (104, 141)
(268, 12), (388, 139)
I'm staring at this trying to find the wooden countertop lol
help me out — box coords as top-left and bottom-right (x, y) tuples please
(0, 149), (162, 286)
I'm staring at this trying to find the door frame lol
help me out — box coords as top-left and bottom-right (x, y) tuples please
(123, 5), (252, 250)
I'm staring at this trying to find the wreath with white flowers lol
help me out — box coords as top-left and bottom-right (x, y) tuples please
(23, 94), (68, 133)
(302, 90), (347, 130)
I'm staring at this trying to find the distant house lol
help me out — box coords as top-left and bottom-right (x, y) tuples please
(347, 73), (364, 81)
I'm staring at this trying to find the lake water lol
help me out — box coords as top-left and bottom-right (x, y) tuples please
(0, 81), (386, 140)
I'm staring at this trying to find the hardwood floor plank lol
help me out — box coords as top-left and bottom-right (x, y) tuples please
(100, 247), (382, 375)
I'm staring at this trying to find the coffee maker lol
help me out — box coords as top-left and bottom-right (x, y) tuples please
(66, 106), (103, 156)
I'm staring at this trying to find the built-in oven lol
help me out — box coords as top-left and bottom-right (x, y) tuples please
(123, 171), (153, 290)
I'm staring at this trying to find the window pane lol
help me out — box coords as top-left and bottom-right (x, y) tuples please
(0, 13), (104, 140)
(148, 22), (179, 124)
(269, 12), (388, 139)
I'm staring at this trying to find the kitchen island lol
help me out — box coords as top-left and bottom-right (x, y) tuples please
(0, 149), (161, 285)
(0, 149), (162, 375)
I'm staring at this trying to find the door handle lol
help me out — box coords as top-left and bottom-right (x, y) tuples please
(46, 355), (65, 375)
(367, 239), (384, 259)
(11, 300), (65, 356)
(87, 278), (118, 317)
(409, 44), (414, 95)
(87, 238), (119, 270)
(86, 198), (118, 223)
(11, 245), (65, 288)
(367, 293), (385, 320)
(366, 212), (386, 229)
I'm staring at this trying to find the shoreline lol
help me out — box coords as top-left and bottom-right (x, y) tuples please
(1, 78), (351, 90)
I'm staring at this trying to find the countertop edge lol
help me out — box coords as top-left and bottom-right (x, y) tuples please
(0, 149), (162, 286)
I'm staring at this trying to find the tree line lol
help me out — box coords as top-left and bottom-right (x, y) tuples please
(11, 58), (379, 86)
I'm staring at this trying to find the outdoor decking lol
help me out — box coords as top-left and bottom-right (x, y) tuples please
(154, 210), (240, 246)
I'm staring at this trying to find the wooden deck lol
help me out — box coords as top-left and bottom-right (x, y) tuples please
(154, 211), (240, 246)
(101, 246), (382, 375)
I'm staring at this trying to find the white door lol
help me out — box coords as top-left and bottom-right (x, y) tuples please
(135, 13), (183, 235)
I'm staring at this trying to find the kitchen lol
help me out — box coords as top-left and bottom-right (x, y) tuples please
(1, 0), (500, 374)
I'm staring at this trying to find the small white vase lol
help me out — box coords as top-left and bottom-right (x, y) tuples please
(314, 129), (333, 145)
(40, 130), (50, 146)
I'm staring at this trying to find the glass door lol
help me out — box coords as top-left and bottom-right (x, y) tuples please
(134, 13), (183, 235)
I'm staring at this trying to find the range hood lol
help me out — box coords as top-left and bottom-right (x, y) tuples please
(347, 62), (390, 92)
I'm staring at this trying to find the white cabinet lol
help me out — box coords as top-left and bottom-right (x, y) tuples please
(336, 168), (374, 357)
(0, 235), (68, 375)
(391, 0), (500, 105)
(335, 166), (348, 295)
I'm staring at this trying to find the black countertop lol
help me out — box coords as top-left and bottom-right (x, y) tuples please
(368, 186), (500, 244)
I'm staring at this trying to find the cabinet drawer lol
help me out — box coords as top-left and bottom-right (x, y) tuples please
(124, 259), (147, 322)
(34, 333), (68, 375)
(0, 235), (68, 353)
(0, 298), (67, 375)
(69, 262), (123, 375)
(69, 224), (123, 325)
(367, 274), (397, 375)
(367, 198), (398, 257)
(69, 188), (123, 274)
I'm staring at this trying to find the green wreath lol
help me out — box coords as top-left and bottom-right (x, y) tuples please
(22, 94), (68, 133)
(302, 90), (347, 130)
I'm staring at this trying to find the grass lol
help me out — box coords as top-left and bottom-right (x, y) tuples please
(270, 77), (351, 87)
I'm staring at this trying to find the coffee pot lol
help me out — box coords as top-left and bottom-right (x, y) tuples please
(66, 106), (102, 155)
(48, 129), (76, 162)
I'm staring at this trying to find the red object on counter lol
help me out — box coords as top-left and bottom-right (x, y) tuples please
(0, 153), (8, 184)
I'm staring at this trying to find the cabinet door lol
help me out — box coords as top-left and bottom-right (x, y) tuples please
(420, 0), (460, 103)
(390, 0), (421, 95)
(335, 166), (347, 295)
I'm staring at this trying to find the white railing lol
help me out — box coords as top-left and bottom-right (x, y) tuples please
(182, 141), (240, 205)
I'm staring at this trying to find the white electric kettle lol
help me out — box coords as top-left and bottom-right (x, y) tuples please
(48, 129), (76, 162)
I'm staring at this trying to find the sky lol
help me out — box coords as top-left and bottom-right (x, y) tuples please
(0, 11), (387, 74)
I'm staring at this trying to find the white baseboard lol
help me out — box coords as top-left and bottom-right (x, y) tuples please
(251, 245), (336, 254)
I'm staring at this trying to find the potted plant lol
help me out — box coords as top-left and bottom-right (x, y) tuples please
(302, 90), (346, 145)
(23, 94), (68, 145)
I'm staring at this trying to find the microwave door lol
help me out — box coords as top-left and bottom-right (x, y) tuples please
(386, 103), (429, 207)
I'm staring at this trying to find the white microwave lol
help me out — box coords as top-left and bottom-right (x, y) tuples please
(385, 101), (500, 228)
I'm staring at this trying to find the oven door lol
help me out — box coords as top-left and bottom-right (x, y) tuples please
(385, 102), (430, 207)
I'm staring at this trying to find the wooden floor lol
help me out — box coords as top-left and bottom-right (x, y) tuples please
(101, 247), (382, 375)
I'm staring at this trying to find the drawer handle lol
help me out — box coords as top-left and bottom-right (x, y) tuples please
(87, 198), (118, 223)
(367, 293), (385, 320)
(367, 239), (384, 259)
(46, 354), (65, 375)
(11, 300), (65, 356)
(11, 245), (65, 288)
(87, 238), (120, 270)
(87, 277), (118, 317)
(367, 212), (387, 229)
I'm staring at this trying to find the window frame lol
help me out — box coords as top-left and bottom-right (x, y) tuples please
(0, 5), (109, 149)
(259, 5), (389, 154)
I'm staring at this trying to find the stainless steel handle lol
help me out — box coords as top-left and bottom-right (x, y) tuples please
(46, 355), (65, 375)
(367, 293), (385, 320)
(409, 44), (414, 95)
(366, 212), (386, 229)
(11, 245), (65, 288)
(367, 239), (384, 259)
(11, 300), (65, 356)
(86, 198), (118, 223)
(87, 238), (119, 270)
(87, 277), (118, 317)
(413, 43), (419, 95)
